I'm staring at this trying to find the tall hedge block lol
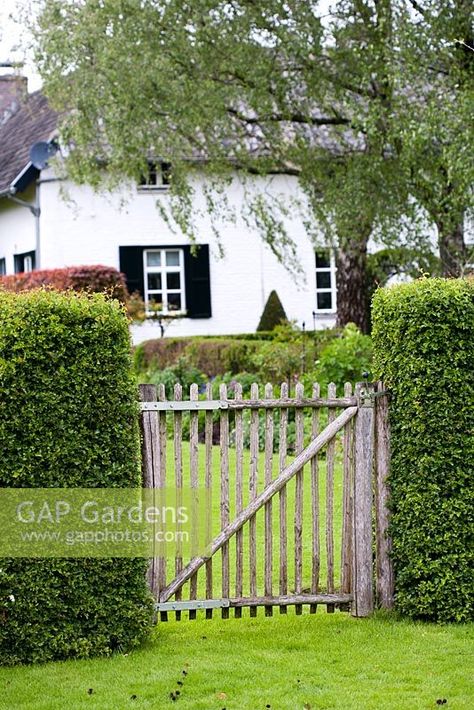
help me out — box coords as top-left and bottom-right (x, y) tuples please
(0, 290), (153, 665)
(372, 278), (474, 622)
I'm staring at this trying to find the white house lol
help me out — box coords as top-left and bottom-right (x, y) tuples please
(0, 77), (338, 343)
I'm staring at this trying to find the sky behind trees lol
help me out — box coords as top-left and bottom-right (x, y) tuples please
(0, 0), (41, 89)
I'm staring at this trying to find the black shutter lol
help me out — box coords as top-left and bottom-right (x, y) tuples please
(184, 244), (212, 318)
(119, 246), (145, 298)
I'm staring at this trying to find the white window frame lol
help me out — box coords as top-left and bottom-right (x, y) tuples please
(0, 257), (6, 276)
(315, 249), (337, 314)
(143, 248), (186, 315)
(23, 255), (34, 273)
(138, 162), (171, 192)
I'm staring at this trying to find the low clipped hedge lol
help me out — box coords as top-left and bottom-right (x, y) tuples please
(133, 328), (340, 379)
(0, 290), (153, 665)
(134, 336), (263, 377)
(0, 265), (128, 302)
(372, 278), (474, 622)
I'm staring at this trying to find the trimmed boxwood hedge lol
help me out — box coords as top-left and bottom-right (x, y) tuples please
(372, 278), (474, 622)
(0, 290), (153, 665)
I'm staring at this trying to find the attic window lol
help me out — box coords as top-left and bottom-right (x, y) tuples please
(138, 161), (172, 191)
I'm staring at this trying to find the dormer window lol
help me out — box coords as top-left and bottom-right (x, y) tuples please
(138, 161), (172, 191)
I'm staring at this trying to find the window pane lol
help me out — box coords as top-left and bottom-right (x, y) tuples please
(167, 293), (182, 310)
(315, 250), (331, 268)
(149, 294), (163, 308)
(316, 271), (331, 289)
(317, 292), (332, 310)
(167, 272), (181, 290)
(146, 251), (161, 267)
(147, 273), (162, 290)
(166, 250), (180, 266)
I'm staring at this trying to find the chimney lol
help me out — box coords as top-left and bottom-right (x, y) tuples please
(0, 69), (28, 125)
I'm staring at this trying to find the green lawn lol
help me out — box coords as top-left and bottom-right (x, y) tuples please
(1, 439), (472, 708)
(0, 612), (472, 709)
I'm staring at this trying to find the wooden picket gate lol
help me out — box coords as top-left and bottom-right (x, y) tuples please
(139, 380), (393, 620)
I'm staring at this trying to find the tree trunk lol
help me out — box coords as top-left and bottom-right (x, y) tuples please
(336, 237), (370, 334)
(437, 219), (466, 277)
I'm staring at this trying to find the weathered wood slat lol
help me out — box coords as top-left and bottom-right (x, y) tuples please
(227, 397), (357, 409)
(157, 593), (353, 612)
(341, 382), (354, 596)
(173, 383), (183, 620)
(139, 384), (160, 600)
(140, 397), (357, 411)
(220, 383), (230, 619)
(326, 383), (336, 614)
(249, 382), (259, 617)
(374, 381), (394, 609)
(229, 593), (353, 607)
(294, 382), (304, 615)
(189, 383), (199, 620)
(310, 382), (320, 613)
(204, 382), (214, 619)
(278, 382), (288, 614)
(159, 405), (358, 603)
(234, 382), (244, 618)
(352, 384), (375, 617)
(157, 384), (168, 621)
(264, 383), (274, 616)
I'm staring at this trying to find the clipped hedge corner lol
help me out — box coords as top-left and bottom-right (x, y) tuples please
(0, 290), (153, 665)
(372, 278), (474, 622)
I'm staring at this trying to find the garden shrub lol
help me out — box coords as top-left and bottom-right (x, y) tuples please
(311, 322), (372, 386)
(372, 278), (474, 622)
(0, 290), (153, 665)
(0, 264), (128, 302)
(133, 336), (191, 372)
(145, 356), (207, 397)
(257, 290), (288, 331)
(134, 337), (263, 378)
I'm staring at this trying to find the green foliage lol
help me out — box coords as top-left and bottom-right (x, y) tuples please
(145, 357), (206, 397)
(135, 337), (266, 378)
(372, 278), (474, 622)
(0, 290), (153, 665)
(310, 323), (373, 386)
(33, 0), (474, 329)
(256, 290), (288, 332)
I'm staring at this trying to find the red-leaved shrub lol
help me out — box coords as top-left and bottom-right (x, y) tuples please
(0, 265), (128, 302)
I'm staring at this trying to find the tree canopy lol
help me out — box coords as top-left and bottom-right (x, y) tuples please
(32, 0), (474, 330)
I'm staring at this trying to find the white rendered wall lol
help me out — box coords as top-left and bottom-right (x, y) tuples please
(0, 184), (37, 273)
(37, 170), (334, 342)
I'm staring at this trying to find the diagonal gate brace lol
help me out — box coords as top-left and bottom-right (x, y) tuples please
(158, 405), (358, 603)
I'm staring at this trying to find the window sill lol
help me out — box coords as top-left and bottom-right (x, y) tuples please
(137, 186), (170, 194)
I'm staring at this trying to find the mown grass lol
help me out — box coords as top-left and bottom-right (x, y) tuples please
(0, 612), (472, 709)
(2, 440), (472, 709)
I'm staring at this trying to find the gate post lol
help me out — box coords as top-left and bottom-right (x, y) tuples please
(352, 383), (375, 617)
(374, 381), (394, 609)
